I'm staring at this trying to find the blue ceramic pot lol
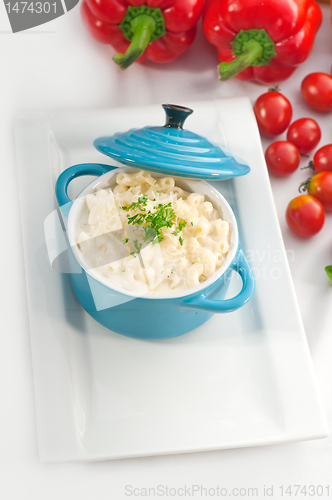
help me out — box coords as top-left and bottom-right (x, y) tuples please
(55, 163), (255, 340)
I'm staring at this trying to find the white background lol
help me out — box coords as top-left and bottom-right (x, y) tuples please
(1, 3), (332, 499)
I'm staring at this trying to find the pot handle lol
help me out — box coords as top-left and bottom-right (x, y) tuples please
(55, 163), (117, 207)
(183, 248), (255, 313)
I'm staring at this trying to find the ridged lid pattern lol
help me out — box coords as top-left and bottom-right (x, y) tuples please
(94, 104), (250, 181)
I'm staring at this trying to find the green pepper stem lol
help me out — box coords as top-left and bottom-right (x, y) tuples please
(113, 15), (156, 70)
(218, 39), (263, 81)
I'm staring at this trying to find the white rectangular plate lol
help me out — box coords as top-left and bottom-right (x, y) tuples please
(15, 98), (328, 462)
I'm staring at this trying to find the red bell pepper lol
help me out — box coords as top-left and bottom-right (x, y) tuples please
(81, 0), (204, 70)
(203, 0), (322, 84)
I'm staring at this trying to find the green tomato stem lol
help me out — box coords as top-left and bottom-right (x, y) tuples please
(113, 15), (156, 70)
(298, 178), (311, 194)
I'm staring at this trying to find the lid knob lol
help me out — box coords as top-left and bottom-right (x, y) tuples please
(162, 104), (193, 129)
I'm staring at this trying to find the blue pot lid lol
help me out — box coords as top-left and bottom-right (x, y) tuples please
(94, 104), (250, 181)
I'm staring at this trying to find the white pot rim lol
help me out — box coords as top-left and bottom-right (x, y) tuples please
(68, 167), (239, 300)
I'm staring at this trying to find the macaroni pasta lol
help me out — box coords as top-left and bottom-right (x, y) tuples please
(77, 171), (230, 295)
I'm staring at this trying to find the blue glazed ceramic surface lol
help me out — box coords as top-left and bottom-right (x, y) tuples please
(55, 163), (255, 340)
(94, 104), (250, 181)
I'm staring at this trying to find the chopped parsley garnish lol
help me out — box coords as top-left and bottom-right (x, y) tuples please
(143, 226), (157, 242)
(121, 195), (148, 212)
(122, 196), (186, 249)
(129, 202), (177, 243)
(127, 212), (147, 226)
(123, 238), (129, 244)
(130, 239), (142, 257)
(172, 219), (186, 236)
(134, 239), (142, 252)
(191, 222), (194, 226)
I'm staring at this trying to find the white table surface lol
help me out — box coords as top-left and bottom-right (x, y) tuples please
(1, 3), (332, 499)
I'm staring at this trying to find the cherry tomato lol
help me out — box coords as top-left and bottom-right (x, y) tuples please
(301, 72), (332, 112)
(305, 172), (332, 211)
(312, 144), (332, 173)
(265, 141), (300, 176)
(286, 118), (321, 154)
(253, 91), (292, 137)
(286, 195), (325, 238)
